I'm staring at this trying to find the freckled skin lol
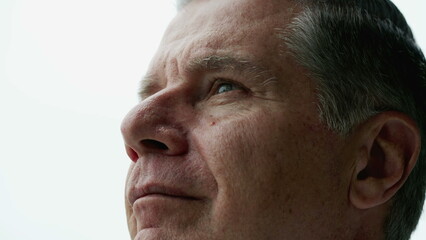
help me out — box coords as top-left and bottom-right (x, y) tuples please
(121, 0), (358, 239)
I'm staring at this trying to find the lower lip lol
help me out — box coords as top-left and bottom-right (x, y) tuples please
(135, 194), (198, 203)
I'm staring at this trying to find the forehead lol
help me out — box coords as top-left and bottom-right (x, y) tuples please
(145, 0), (301, 87)
(172, 0), (296, 33)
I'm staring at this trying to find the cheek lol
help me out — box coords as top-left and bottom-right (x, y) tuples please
(192, 109), (295, 229)
(199, 108), (306, 185)
(192, 105), (346, 235)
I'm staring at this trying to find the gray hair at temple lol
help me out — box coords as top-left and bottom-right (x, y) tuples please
(175, 0), (426, 240)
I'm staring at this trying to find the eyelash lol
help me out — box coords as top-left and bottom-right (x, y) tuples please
(210, 78), (246, 96)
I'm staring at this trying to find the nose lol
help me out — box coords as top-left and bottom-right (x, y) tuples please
(120, 89), (190, 162)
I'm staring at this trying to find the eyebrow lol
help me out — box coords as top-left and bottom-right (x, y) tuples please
(188, 55), (273, 78)
(138, 55), (277, 100)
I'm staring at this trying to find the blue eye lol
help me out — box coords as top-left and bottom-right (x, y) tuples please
(216, 82), (238, 94)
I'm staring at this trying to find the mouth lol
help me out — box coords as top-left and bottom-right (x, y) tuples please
(130, 184), (200, 206)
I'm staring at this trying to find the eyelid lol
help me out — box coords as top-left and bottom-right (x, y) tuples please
(208, 78), (250, 97)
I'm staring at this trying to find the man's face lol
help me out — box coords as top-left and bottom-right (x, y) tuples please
(121, 0), (352, 239)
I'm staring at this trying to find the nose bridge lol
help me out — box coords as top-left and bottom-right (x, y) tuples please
(121, 87), (190, 161)
(138, 89), (180, 125)
(139, 84), (190, 125)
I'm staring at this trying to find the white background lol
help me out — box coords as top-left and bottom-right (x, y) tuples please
(0, 0), (425, 239)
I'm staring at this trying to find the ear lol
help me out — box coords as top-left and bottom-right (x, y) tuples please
(349, 112), (420, 209)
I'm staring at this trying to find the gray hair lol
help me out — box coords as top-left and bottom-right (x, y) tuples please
(176, 0), (426, 239)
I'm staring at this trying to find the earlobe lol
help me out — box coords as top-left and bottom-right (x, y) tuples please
(349, 112), (420, 210)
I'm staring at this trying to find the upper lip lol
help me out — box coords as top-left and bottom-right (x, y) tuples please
(129, 183), (199, 205)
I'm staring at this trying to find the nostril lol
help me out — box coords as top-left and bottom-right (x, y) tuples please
(141, 139), (169, 150)
(126, 147), (139, 162)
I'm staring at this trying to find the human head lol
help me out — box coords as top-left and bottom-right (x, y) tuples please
(121, 0), (426, 239)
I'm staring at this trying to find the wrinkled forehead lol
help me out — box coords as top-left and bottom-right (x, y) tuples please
(169, 0), (299, 35)
(177, 0), (298, 14)
(157, 0), (300, 64)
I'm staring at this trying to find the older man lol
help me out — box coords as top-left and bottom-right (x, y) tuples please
(121, 0), (426, 239)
